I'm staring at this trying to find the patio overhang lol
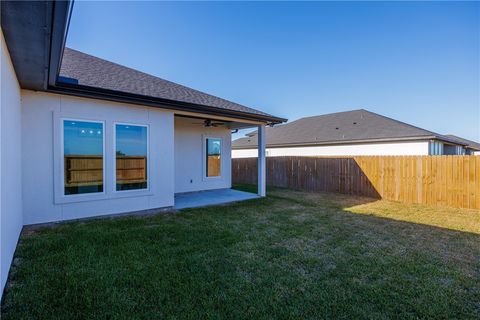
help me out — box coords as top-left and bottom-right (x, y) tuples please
(174, 114), (268, 197)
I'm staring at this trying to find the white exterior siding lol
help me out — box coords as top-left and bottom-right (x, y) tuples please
(21, 91), (175, 225)
(1, 30), (23, 297)
(232, 141), (430, 158)
(174, 117), (231, 193)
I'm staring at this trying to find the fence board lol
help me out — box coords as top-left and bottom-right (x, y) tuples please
(232, 156), (480, 209)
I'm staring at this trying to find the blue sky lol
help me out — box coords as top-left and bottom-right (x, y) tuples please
(116, 124), (148, 156)
(66, 1), (479, 141)
(64, 120), (103, 155)
(64, 121), (147, 156)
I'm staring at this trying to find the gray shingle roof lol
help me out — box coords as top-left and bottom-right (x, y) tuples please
(444, 135), (480, 151)
(233, 109), (464, 148)
(59, 48), (282, 121)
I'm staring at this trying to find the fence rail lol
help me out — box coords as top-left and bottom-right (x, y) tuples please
(232, 156), (480, 209)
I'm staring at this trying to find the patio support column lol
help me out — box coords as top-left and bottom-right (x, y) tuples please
(257, 124), (266, 197)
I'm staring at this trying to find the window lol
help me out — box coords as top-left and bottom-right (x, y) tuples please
(63, 120), (104, 195)
(429, 141), (444, 155)
(115, 124), (148, 191)
(206, 138), (221, 177)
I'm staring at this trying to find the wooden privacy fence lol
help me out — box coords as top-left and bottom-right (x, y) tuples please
(232, 156), (480, 209)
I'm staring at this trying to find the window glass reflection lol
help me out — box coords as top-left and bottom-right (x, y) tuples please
(116, 124), (148, 191)
(64, 120), (104, 195)
(206, 138), (221, 177)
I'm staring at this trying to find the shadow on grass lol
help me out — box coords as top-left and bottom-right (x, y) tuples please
(233, 183), (380, 208)
(234, 183), (480, 234)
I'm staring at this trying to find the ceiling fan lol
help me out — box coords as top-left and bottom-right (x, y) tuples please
(205, 120), (226, 127)
(191, 119), (226, 127)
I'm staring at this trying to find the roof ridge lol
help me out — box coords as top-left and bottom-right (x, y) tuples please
(259, 109), (439, 137)
(293, 109), (365, 121)
(241, 108), (436, 139)
(290, 109), (440, 138)
(232, 109), (470, 148)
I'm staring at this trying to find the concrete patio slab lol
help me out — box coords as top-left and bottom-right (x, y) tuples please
(174, 188), (260, 210)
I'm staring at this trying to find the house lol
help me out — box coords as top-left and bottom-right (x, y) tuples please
(444, 135), (480, 156)
(232, 109), (478, 158)
(0, 1), (285, 298)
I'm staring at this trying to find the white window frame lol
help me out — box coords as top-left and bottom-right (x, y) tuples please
(60, 117), (106, 200)
(113, 122), (150, 194)
(202, 135), (223, 181)
(54, 113), (154, 204)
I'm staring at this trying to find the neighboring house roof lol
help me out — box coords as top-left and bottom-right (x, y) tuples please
(444, 135), (480, 151)
(59, 48), (285, 123)
(233, 109), (465, 149)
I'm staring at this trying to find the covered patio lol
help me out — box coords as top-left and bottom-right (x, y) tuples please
(174, 114), (268, 196)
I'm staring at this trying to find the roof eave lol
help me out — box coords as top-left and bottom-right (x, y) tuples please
(1, 0), (73, 90)
(48, 1), (74, 87)
(465, 146), (480, 151)
(48, 82), (287, 124)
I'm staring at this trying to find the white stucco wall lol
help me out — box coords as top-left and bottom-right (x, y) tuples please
(174, 117), (232, 193)
(1, 29), (23, 297)
(232, 141), (430, 158)
(21, 91), (175, 225)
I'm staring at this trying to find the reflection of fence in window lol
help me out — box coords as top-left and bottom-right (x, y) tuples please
(64, 155), (147, 187)
(116, 156), (147, 185)
(64, 155), (103, 187)
(207, 155), (221, 177)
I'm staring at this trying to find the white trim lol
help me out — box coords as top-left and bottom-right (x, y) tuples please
(57, 117), (106, 203)
(113, 122), (150, 194)
(202, 135), (223, 181)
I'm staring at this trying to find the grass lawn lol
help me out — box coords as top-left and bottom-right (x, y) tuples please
(2, 185), (479, 319)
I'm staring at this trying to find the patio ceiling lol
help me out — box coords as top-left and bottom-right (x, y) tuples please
(174, 114), (265, 130)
